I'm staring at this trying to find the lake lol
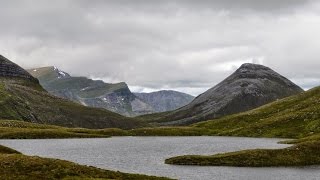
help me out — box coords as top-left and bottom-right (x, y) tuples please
(1, 137), (320, 180)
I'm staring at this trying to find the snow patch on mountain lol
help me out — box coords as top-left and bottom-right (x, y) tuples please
(52, 66), (70, 79)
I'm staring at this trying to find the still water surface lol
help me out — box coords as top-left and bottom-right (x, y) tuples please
(1, 137), (320, 180)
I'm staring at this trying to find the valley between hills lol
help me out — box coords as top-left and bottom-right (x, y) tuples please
(1, 54), (320, 179)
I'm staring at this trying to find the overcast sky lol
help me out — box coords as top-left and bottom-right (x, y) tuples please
(1, 0), (320, 96)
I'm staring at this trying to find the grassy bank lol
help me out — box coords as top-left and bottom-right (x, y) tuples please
(0, 145), (21, 154)
(0, 145), (171, 180)
(0, 120), (125, 139)
(0, 120), (212, 139)
(165, 140), (320, 167)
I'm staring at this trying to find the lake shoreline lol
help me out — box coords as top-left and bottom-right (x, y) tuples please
(2, 136), (308, 180)
(0, 144), (172, 180)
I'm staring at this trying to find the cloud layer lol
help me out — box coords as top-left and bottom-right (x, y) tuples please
(1, 0), (319, 95)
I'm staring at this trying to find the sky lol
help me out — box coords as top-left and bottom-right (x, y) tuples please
(1, 0), (320, 96)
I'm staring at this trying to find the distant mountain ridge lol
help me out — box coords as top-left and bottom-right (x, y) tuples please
(0, 55), (141, 129)
(151, 63), (304, 125)
(28, 66), (153, 116)
(28, 67), (194, 116)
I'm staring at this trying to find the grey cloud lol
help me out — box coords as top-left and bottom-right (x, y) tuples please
(0, 0), (319, 96)
(77, 0), (312, 13)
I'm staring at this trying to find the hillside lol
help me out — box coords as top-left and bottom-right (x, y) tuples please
(149, 63), (303, 125)
(0, 55), (141, 129)
(193, 86), (320, 138)
(0, 55), (38, 82)
(134, 90), (194, 112)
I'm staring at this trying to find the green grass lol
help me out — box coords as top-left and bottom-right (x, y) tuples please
(165, 140), (320, 167)
(0, 120), (210, 138)
(0, 145), (172, 180)
(129, 127), (208, 136)
(136, 111), (170, 123)
(0, 120), (123, 139)
(0, 145), (21, 154)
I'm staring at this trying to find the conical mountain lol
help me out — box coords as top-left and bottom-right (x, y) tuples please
(155, 63), (304, 125)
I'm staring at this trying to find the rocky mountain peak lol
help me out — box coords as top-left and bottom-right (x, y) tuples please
(0, 55), (38, 82)
(52, 66), (71, 79)
(238, 63), (270, 70)
(157, 63), (304, 125)
(234, 63), (277, 78)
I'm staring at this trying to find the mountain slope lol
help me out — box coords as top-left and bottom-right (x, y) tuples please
(151, 63), (303, 125)
(134, 90), (194, 112)
(28, 66), (154, 116)
(194, 85), (320, 138)
(0, 55), (38, 82)
(0, 55), (141, 129)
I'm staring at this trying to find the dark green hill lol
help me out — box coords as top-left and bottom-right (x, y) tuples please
(0, 79), (141, 129)
(0, 55), (141, 129)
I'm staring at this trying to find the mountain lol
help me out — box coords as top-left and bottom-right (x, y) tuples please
(194, 85), (320, 138)
(0, 55), (141, 129)
(28, 67), (195, 116)
(150, 63), (304, 125)
(0, 55), (38, 82)
(134, 90), (194, 112)
(28, 66), (154, 116)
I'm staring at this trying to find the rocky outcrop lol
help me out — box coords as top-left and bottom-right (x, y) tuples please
(157, 63), (304, 125)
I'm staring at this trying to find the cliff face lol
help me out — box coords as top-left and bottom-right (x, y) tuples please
(0, 55), (38, 82)
(156, 63), (304, 125)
